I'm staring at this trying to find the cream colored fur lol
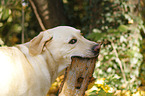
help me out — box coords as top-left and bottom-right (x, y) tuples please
(0, 26), (98, 96)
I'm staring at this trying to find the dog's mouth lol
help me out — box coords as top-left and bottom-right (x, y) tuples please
(71, 50), (100, 59)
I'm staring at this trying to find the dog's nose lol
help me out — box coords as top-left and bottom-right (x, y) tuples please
(92, 43), (101, 56)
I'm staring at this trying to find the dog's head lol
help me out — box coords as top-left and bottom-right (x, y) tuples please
(29, 26), (101, 64)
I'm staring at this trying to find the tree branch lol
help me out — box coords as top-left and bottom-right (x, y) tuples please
(29, 0), (46, 30)
(111, 41), (127, 84)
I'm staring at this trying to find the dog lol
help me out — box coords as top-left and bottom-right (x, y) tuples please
(0, 26), (100, 96)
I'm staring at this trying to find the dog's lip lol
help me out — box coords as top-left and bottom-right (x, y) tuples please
(71, 56), (92, 59)
(71, 53), (100, 59)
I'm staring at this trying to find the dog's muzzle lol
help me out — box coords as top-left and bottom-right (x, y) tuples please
(92, 43), (101, 56)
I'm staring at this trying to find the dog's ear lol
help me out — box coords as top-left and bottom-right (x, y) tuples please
(29, 31), (52, 56)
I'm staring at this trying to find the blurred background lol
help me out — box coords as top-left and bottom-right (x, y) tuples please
(0, 0), (145, 95)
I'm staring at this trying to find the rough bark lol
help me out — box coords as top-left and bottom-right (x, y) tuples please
(29, 0), (68, 30)
(59, 57), (98, 96)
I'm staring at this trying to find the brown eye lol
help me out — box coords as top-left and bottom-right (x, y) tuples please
(69, 39), (77, 44)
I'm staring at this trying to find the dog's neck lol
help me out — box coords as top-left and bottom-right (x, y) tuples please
(42, 47), (59, 83)
(16, 43), (68, 93)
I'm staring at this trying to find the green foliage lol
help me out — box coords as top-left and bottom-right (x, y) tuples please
(89, 89), (114, 96)
(88, 25), (143, 94)
(86, 0), (144, 94)
(140, 38), (145, 86)
(0, 0), (41, 45)
(1, 8), (10, 20)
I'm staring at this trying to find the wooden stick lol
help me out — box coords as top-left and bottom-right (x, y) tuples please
(59, 57), (98, 96)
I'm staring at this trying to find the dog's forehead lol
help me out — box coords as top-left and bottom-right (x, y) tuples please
(49, 26), (80, 34)
(47, 26), (81, 39)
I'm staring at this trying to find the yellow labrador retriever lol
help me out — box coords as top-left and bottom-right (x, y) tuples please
(0, 26), (100, 96)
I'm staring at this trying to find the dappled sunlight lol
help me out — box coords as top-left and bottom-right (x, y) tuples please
(86, 78), (145, 96)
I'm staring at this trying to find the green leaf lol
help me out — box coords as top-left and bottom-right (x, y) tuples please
(87, 33), (105, 41)
(117, 25), (129, 32)
(89, 90), (97, 96)
(97, 89), (114, 96)
(1, 8), (10, 21)
(107, 29), (116, 33)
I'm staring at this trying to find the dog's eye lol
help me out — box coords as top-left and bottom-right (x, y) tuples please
(69, 39), (77, 44)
